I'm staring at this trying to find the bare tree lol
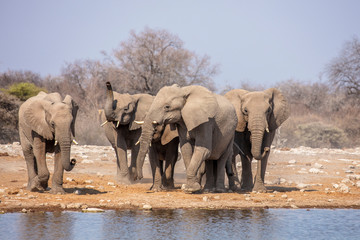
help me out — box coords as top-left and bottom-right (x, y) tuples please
(111, 27), (218, 94)
(326, 36), (360, 97)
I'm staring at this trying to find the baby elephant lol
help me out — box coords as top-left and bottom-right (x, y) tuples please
(18, 91), (78, 194)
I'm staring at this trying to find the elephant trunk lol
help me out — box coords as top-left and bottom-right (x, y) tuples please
(135, 118), (155, 180)
(59, 137), (76, 171)
(105, 82), (116, 121)
(249, 116), (267, 160)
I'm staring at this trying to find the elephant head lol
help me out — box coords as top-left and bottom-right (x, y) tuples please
(104, 82), (150, 130)
(23, 92), (78, 171)
(226, 88), (289, 160)
(135, 84), (218, 179)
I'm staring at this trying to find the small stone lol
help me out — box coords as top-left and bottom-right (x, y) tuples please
(181, 184), (186, 190)
(143, 204), (152, 210)
(74, 189), (81, 195)
(60, 203), (66, 209)
(85, 185), (95, 188)
(288, 159), (297, 164)
(281, 194), (288, 199)
(245, 197), (251, 201)
(82, 208), (105, 213)
(297, 183), (309, 188)
(345, 170), (354, 174)
(287, 198), (294, 202)
(300, 189), (306, 192)
(328, 199), (334, 202)
(203, 196), (210, 202)
(269, 195), (275, 197)
(213, 196), (220, 200)
(67, 203), (82, 209)
(349, 165), (355, 169)
(0, 189), (6, 193)
(309, 168), (320, 174)
(107, 182), (115, 186)
(339, 183), (349, 193)
(85, 180), (93, 184)
(66, 177), (74, 182)
(332, 184), (339, 189)
(356, 181), (360, 188)
(314, 163), (324, 169)
(21, 208), (28, 213)
(290, 204), (298, 209)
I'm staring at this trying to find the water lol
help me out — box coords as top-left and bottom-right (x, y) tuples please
(1, 209), (359, 240)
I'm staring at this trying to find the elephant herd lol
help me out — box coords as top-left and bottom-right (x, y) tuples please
(18, 82), (289, 195)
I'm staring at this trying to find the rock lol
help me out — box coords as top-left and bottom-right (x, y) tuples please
(67, 203), (82, 209)
(347, 174), (360, 180)
(314, 163), (324, 169)
(290, 204), (299, 209)
(0, 189), (6, 193)
(85, 185), (95, 188)
(213, 196), (220, 200)
(82, 208), (105, 213)
(143, 204), (152, 210)
(288, 159), (297, 164)
(296, 183), (309, 188)
(281, 194), (288, 199)
(356, 181), (360, 188)
(21, 208), (28, 213)
(66, 177), (74, 182)
(28, 195), (36, 199)
(203, 196), (210, 202)
(107, 182), (115, 186)
(74, 189), (82, 195)
(85, 180), (93, 184)
(245, 197), (251, 201)
(60, 203), (66, 209)
(339, 183), (350, 193)
(332, 184), (339, 189)
(309, 168), (320, 174)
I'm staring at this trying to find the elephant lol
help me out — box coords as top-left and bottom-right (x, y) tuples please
(135, 84), (238, 193)
(102, 82), (179, 190)
(225, 88), (290, 192)
(18, 91), (78, 194)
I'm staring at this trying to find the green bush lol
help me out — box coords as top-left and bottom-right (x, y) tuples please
(295, 122), (348, 148)
(1, 82), (47, 101)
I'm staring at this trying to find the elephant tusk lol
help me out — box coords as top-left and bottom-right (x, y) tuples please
(116, 121), (120, 128)
(100, 120), (108, 127)
(261, 147), (270, 158)
(73, 139), (79, 145)
(266, 127), (269, 133)
(134, 121), (144, 125)
(135, 140), (140, 146)
(152, 121), (158, 125)
(54, 140), (58, 146)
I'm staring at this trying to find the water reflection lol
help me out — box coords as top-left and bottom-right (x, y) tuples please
(1, 209), (360, 240)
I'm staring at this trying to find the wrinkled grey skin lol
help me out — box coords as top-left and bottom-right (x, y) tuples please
(135, 85), (238, 193)
(18, 91), (78, 194)
(225, 88), (290, 192)
(100, 109), (179, 190)
(103, 82), (179, 189)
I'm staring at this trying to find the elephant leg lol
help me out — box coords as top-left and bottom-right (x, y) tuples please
(22, 143), (38, 191)
(227, 153), (241, 192)
(184, 146), (211, 193)
(203, 160), (215, 193)
(148, 147), (162, 191)
(215, 146), (232, 193)
(162, 141), (178, 189)
(114, 135), (132, 185)
(32, 137), (49, 192)
(240, 155), (253, 191)
(129, 146), (139, 180)
(50, 148), (65, 194)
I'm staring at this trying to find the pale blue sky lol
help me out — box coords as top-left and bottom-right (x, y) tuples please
(1, 0), (360, 90)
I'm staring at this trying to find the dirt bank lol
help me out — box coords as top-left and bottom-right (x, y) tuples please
(1, 143), (360, 213)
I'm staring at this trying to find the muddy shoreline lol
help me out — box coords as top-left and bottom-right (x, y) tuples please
(1, 144), (360, 213)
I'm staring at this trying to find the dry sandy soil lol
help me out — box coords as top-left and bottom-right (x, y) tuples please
(1, 143), (360, 213)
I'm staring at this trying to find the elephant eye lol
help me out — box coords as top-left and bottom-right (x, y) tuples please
(164, 105), (171, 111)
(243, 108), (248, 115)
(51, 121), (55, 128)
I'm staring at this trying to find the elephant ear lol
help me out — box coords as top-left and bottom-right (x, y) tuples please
(63, 95), (79, 137)
(129, 94), (154, 131)
(161, 124), (179, 145)
(225, 89), (249, 132)
(264, 88), (290, 130)
(181, 86), (218, 131)
(23, 99), (54, 140)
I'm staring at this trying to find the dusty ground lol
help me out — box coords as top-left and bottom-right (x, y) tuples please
(1, 143), (360, 213)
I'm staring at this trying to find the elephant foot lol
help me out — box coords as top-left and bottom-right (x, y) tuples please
(252, 182), (267, 193)
(215, 187), (227, 193)
(203, 187), (215, 193)
(162, 180), (175, 189)
(182, 182), (202, 194)
(150, 184), (163, 192)
(49, 185), (66, 194)
(115, 174), (133, 185)
(28, 177), (45, 192)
